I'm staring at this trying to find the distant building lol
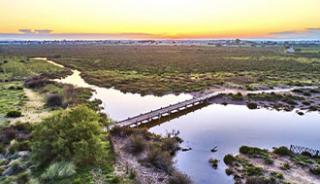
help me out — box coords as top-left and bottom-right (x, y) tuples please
(286, 46), (295, 53)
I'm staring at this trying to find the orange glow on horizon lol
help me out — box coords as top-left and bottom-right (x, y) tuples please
(0, 0), (319, 39)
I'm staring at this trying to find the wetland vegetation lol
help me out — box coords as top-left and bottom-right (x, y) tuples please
(2, 45), (320, 95)
(224, 145), (320, 184)
(1, 44), (320, 184)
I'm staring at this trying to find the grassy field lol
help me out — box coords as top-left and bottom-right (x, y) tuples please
(0, 82), (26, 122)
(0, 56), (64, 81)
(1, 45), (320, 95)
(0, 56), (133, 184)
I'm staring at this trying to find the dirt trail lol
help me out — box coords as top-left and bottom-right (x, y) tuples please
(10, 88), (51, 124)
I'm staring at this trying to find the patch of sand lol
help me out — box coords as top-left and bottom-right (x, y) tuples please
(10, 88), (51, 124)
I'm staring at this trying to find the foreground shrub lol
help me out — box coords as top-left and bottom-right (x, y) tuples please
(310, 166), (320, 175)
(168, 171), (192, 184)
(45, 94), (64, 107)
(247, 102), (258, 109)
(6, 111), (22, 118)
(143, 146), (173, 173)
(246, 176), (274, 184)
(161, 137), (180, 155)
(126, 135), (146, 155)
(24, 76), (49, 88)
(209, 158), (219, 169)
(32, 105), (108, 166)
(223, 154), (236, 165)
(41, 161), (76, 180)
(273, 146), (292, 156)
(239, 146), (268, 156)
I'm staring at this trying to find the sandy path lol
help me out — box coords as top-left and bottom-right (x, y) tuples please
(10, 88), (51, 124)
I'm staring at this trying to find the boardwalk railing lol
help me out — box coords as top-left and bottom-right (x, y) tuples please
(290, 145), (320, 157)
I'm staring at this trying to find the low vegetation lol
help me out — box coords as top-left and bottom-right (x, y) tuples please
(2, 45), (320, 95)
(225, 145), (320, 184)
(0, 56), (133, 184)
(110, 126), (191, 183)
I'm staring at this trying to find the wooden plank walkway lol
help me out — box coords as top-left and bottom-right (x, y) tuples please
(116, 92), (220, 127)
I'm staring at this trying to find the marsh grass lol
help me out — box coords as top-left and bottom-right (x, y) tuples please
(3, 45), (320, 95)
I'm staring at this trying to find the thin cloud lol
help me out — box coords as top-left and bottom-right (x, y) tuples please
(34, 29), (53, 34)
(19, 29), (33, 34)
(270, 27), (320, 39)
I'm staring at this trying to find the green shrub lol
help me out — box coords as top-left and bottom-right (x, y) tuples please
(280, 162), (290, 170)
(45, 94), (64, 107)
(143, 146), (173, 173)
(41, 161), (76, 180)
(32, 105), (108, 166)
(247, 102), (258, 109)
(246, 166), (263, 176)
(6, 111), (22, 118)
(246, 176), (274, 184)
(310, 166), (320, 175)
(270, 171), (284, 179)
(263, 158), (274, 165)
(223, 154), (236, 165)
(239, 146), (268, 156)
(225, 168), (233, 175)
(209, 158), (219, 169)
(273, 147), (292, 156)
(161, 137), (179, 155)
(126, 135), (146, 155)
(301, 151), (313, 158)
(168, 172), (192, 184)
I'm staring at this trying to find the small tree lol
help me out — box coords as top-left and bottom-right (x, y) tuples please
(32, 105), (108, 166)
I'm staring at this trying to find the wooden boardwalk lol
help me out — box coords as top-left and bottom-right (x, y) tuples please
(116, 92), (220, 127)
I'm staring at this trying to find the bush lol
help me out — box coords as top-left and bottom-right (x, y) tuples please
(209, 158), (219, 169)
(310, 166), (320, 175)
(247, 102), (258, 109)
(168, 172), (192, 184)
(126, 135), (146, 155)
(223, 154), (236, 165)
(24, 76), (49, 88)
(280, 162), (290, 170)
(161, 137), (179, 155)
(239, 146), (267, 156)
(246, 176), (274, 184)
(301, 151), (313, 158)
(246, 166), (263, 176)
(6, 111), (22, 118)
(225, 168), (233, 175)
(46, 94), (64, 107)
(273, 147), (292, 156)
(41, 161), (76, 180)
(32, 105), (108, 166)
(143, 146), (173, 173)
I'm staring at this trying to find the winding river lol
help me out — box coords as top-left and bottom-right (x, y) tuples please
(41, 58), (320, 184)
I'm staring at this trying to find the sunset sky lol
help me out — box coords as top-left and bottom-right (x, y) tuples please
(1, 0), (320, 40)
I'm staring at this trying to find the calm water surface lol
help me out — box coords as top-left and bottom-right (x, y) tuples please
(49, 58), (320, 184)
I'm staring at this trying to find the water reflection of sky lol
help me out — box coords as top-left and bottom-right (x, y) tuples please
(150, 104), (320, 184)
(57, 70), (192, 121)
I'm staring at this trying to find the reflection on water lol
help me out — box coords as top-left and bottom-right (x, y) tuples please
(45, 58), (320, 184)
(150, 104), (320, 184)
(56, 69), (192, 121)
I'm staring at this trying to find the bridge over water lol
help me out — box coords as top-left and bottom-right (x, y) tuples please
(116, 92), (220, 127)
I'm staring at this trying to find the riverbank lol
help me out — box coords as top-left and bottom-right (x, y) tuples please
(110, 127), (191, 184)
